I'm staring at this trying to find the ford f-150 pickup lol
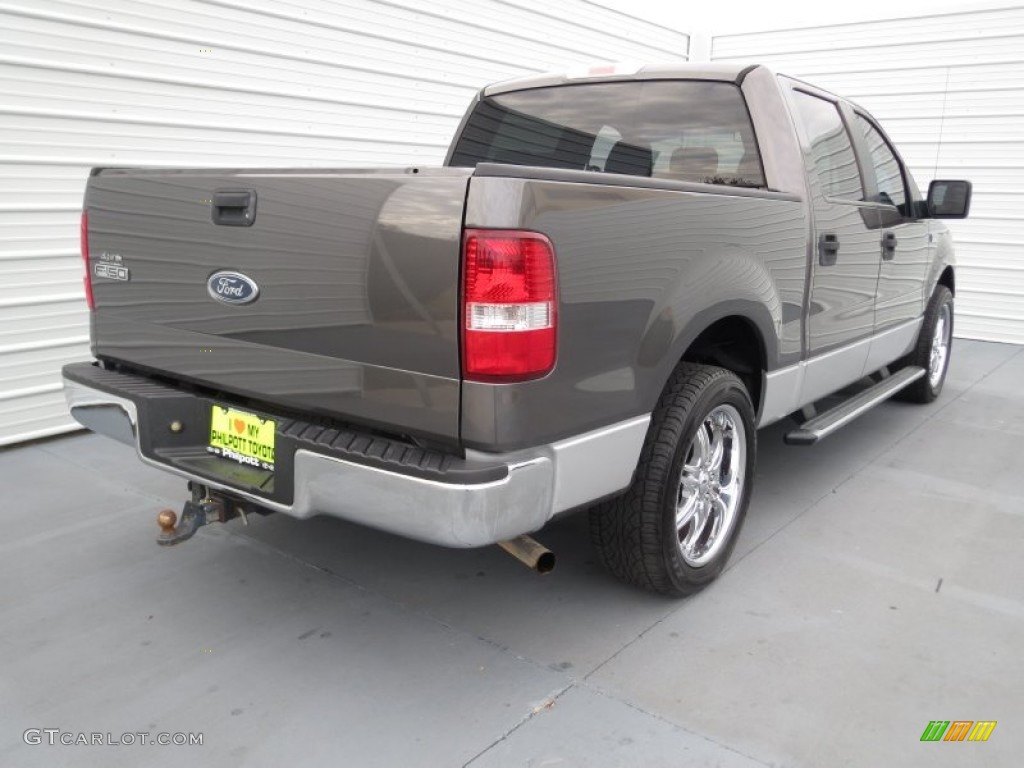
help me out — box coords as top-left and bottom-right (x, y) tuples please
(64, 63), (971, 596)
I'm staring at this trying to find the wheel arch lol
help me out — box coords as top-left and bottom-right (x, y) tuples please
(661, 309), (773, 418)
(938, 265), (955, 296)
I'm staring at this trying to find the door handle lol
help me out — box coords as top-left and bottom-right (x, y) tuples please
(211, 189), (257, 227)
(818, 233), (840, 266)
(881, 231), (897, 260)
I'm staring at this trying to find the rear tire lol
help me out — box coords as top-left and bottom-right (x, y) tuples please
(897, 285), (953, 404)
(589, 363), (756, 597)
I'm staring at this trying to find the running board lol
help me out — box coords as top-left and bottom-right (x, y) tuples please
(785, 367), (926, 446)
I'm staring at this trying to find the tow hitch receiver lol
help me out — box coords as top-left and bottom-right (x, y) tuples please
(157, 487), (242, 546)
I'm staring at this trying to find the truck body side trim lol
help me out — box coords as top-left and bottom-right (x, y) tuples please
(759, 318), (922, 427)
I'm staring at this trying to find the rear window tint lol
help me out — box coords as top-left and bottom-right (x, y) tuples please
(450, 80), (766, 188)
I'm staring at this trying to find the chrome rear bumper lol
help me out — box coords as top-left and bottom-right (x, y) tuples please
(63, 366), (648, 548)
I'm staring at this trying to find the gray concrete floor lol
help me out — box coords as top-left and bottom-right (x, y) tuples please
(2, 339), (1022, 768)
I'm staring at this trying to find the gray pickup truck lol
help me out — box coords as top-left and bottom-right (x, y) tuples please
(64, 63), (971, 596)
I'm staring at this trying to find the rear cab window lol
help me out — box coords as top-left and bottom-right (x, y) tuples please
(450, 80), (767, 188)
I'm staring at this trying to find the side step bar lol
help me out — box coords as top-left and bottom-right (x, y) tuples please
(785, 366), (926, 446)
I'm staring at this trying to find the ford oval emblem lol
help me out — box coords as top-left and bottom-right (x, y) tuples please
(207, 271), (259, 305)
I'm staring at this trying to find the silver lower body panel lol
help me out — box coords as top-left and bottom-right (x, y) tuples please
(759, 317), (922, 427)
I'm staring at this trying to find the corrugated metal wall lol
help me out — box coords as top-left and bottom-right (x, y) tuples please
(710, 6), (1024, 346)
(0, 0), (688, 446)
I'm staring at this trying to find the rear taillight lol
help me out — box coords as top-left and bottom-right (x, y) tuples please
(80, 211), (95, 310)
(462, 229), (557, 382)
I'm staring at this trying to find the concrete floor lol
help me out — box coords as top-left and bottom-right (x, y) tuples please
(2, 339), (1022, 768)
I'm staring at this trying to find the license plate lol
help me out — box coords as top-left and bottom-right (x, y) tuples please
(208, 405), (276, 471)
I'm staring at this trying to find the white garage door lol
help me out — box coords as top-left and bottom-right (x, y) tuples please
(0, 0), (687, 446)
(711, 5), (1024, 346)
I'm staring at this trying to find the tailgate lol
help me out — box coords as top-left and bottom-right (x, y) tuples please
(84, 167), (472, 446)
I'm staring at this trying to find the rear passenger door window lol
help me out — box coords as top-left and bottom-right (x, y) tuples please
(790, 92), (864, 200)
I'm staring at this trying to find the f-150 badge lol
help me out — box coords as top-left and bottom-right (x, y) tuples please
(94, 251), (130, 281)
(94, 262), (130, 281)
(207, 271), (259, 305)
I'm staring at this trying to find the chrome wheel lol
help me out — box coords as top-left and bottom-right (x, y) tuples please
(928, 302), (951, 389)
(590, 363), (755, 595)
(675, 404), (746, 567)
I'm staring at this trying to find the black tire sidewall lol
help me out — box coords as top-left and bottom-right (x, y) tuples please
(659, 373), (756, 592)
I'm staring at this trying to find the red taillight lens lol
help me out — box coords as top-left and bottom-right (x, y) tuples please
(80, 211), (95, 310)
(462, 229), (557, 382)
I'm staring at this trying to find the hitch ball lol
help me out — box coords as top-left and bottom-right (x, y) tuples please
(157, 509), (177, 534)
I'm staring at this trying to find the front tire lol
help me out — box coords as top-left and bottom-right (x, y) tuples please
(589, 363), (756, 596)
(898, 285), (953, 403)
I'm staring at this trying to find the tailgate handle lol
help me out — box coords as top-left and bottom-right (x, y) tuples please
(211, 190), (256, 227)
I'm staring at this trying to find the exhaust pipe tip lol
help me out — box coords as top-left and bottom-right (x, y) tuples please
(534, 550), (556, 575)
(498, 535), (555, 574)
